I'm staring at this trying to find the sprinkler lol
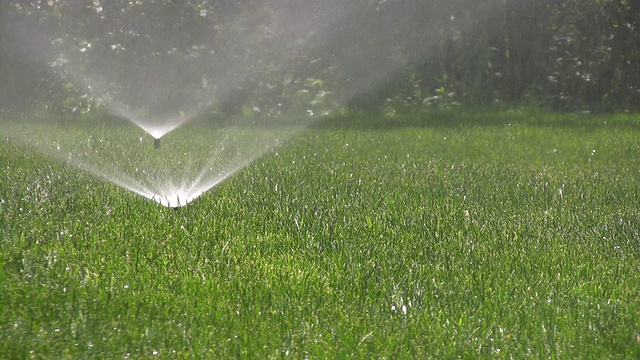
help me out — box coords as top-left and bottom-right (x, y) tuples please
(153, 193), (188, 209)
(154, 137), (161, 149)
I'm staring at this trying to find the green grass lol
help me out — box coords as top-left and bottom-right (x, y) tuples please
(1, 112), (640, 358)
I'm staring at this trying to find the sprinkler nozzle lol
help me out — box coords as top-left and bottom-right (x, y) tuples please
(154, 138), (161, 149)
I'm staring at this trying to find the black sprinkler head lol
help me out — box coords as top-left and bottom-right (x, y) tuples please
(154, 138), (161, 149)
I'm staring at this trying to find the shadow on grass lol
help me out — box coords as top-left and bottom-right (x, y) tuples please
(313, 109), (640, 130)
(3, 108), (638, 131)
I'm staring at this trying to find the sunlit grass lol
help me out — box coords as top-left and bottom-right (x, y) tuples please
(1, 112), (640, 358)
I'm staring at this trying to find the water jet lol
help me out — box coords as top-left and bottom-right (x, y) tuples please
(2, 1), (486, 208)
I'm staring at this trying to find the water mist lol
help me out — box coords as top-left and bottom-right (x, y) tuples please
(0, 1), (499, 207)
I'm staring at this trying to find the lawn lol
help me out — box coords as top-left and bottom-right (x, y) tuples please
(1, 111), (640, 358)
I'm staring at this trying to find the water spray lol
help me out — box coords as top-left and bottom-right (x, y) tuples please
(3, 2), (346, 209)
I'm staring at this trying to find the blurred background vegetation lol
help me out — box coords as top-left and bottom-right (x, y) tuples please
(1, 0), (639, 120)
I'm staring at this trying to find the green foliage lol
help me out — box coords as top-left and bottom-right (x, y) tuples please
(2, 112), (640, 358)
(4, 1), (638, 119)
(383, 72), (460, 116)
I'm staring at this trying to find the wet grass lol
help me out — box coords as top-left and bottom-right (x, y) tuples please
(2, 112), (640, 358)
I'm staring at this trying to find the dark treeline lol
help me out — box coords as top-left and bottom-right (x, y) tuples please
(1, 0), (639, 118)
(344, 0), (640, 113)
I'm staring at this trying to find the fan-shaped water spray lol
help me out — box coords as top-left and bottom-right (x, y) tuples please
(1, 1), (500, 207)
(1, 2), (334, 207)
